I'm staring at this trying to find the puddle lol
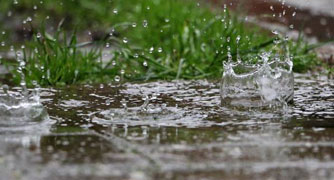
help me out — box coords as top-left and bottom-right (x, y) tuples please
(0, 74), (333, 179)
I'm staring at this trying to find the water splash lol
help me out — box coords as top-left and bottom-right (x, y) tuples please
(0, 50), (51, 146)
(220, 52), (294, 111)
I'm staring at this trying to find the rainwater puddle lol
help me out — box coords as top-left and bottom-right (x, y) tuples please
(0, 74), (334, 180)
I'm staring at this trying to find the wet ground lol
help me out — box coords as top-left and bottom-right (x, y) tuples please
(0, 74), (334, 180)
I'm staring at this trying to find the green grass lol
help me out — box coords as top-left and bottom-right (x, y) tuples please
(8, 29), (118, 87)
(0, 0), (320, 86)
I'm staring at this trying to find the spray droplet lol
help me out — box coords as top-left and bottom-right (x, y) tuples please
(123, 37), (128, 44)
(105, 99), (111, 105)
(272, 30), (279, 35)
(236, 35), (241, 44)
(143, 20), (148, 28)
(36, 32), (42, 39)
(114, 75), (121, 82)
(149, 47), (154, 53)
(2, 85), (9, 95)
(121, 99), (127, 110)
(26, 17), (32, 22)
(270, 5), (274, 11)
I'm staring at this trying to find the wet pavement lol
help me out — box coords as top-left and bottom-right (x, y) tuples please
(0, 74), (334, 180)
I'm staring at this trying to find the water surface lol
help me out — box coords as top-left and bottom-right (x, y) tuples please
(0, 74), (333, 180)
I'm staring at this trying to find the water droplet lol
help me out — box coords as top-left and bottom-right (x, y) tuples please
(113, 9), (118, 14)
(114, 75), (121, 82)
(16, 51), (22, 58)
(7, 11), (12, 17)
(132, 23), (137, 28)
(2, 85), (9, 95)
(292, 12), (296, 17)
(236, 35), (241, 44)
(281, 35), (288, 41)
(143, 20), (148, 28)
(123, 37), (128, 44)
(270, 5), (274, 11)
(158, 47), (163, 53)
(26, 17), (32, 22)
(272, 30), (279, 35)
(320, 18), (327, 26)
(121, 99), (127, 109)
(36, 32), (42, 39)
(105, 99), (111, 105)
(143, 61), (148, 67)
(149, 47), (154, 53)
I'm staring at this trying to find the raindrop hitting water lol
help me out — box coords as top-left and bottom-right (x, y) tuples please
(0, 50), (49, 128)
(221, 51), (294, 112)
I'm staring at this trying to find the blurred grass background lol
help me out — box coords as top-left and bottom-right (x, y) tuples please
(0, 0), (319, 86)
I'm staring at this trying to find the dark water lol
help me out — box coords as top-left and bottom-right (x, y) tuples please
(0, 74), (333, 180)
